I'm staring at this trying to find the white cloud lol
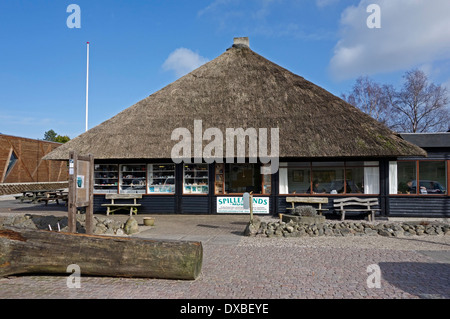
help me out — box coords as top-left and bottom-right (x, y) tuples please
(315, 0), (339, 8)
(329, 0), (450, 81)
(162, 48), (209, 78)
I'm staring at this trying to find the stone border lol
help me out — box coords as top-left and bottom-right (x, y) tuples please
(0, 214), (141, 236)
(245, 217), (450, 238)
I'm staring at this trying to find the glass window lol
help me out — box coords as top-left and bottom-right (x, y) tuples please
(224, 164), (262, 194)
(262, 166), (272, 195)
(94, 164), (119, 194)
(215, 163), (225, 194)
(392, 161), (447, 195)
(419, 161), (447, 194)
(214, 163), (270, 195)
(5, 151), (18, 180)
(288, 167), (311, 194)
(279, 161), (379, 195)
(119, 164), (146, 194)
(396, 161), (417, 194)
(312, 165), (345, 194)
(184, 164), (208, 194)
(345, 166), (364, 194)
(148, 164), (175, 194)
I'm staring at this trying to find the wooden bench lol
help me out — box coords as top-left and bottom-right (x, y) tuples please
(101, 194), (142, 216)
(286, 197), (329, 215)
(333, 197), (380, 221)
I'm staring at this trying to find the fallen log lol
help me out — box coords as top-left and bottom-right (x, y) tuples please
(0, 226), (202, 280)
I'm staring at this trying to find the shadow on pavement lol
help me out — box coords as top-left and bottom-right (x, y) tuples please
(379, 262), (450, 299)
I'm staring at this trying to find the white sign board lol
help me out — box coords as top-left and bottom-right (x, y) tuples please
(217, 197), (270, 214)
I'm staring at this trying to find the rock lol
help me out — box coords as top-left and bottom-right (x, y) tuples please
(364, 228), (378, 236)
(378, 229), (391, 237)
(124, 217), (139, 235)
(104, 228), (115, 235)
(94, 223), (107, 235)
(393, 230), (403, 237)
(407, 229), (417, 235)
(340, 228), (353, 237)
(244, 220), (261, 236)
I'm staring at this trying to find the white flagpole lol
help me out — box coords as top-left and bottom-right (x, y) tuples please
(85, 41), (90, 132)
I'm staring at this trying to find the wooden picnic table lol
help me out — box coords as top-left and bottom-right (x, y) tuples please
(14, 189), (65, 204)
(38, 190), (69, 206)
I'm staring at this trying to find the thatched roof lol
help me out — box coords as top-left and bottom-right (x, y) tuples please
(44, 39), (426, 161)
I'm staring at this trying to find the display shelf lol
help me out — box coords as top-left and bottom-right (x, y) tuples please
(94, 164), (119, 194)
(183, 164), (209, 194)
(148, 163), (175, 193)
(119, 164), (146, 194)
(215, 163), (225, 194)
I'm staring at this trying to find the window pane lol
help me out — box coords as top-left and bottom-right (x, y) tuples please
(397, 162), (417, 194)
(287, 162), (311, 167)
(345, 167), (364, 194)
(345, 161), (364, 167)
(184, 164), (209, 194)
(224, 164), (261, 194)
(312, 167), (344, 194)
(287, 168), (311, 194)
(312, 162), (344, 167)
(5, 151), (18, 179)
(94, 164), (118, 194)
(148, 164), (175, 193)
(262, 164), (271, 194)
(120, 164), (146, 194)
(419, 161), (447, 194)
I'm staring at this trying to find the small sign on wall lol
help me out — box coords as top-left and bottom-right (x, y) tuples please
(77, 175), (85, 188)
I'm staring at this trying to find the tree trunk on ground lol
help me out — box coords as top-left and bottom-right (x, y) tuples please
(0, 226), (202, 280)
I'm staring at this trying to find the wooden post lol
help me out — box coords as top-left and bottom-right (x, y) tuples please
(249, 192), (254, 224)
(85, 154), (94, 234)
(68, 151), (94, 234)
(68, 151), (77, 233)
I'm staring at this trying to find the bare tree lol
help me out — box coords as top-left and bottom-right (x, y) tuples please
(343, 70), (449, 133)
(342, 76), (391, 127)
(387, 69), (449, 133)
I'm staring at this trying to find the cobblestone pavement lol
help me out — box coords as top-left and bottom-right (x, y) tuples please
(0, 200), (449, 299)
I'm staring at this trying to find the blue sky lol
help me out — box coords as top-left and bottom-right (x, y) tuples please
(1, 0), (449, 140)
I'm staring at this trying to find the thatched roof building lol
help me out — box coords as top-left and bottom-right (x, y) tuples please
(44, 38), (425, 161)
(42, 38), (450, 219)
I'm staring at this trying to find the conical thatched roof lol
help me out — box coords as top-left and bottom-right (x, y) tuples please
(44, 40), (426, 161)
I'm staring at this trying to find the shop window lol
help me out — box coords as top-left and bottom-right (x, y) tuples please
(390, 161), (447, 195)
(279, 162), (379, 195)
(94, 164), (119, 194)
(148, 164), (175, 194)
(183, 164), (208, 194)
(119, 164), (146, 194)
(214, 163), (271, 195)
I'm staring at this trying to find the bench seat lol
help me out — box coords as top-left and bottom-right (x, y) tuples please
(285, 197), (329, 215)
(333, 197), (379, 221)
(101, 194), (142, 216)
